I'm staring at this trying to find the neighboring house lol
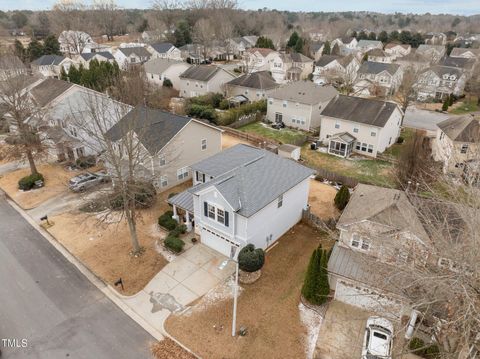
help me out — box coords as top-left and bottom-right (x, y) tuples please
(319, 95), (402, 158)
(31, 55), (76, 78)
(328, 184), (430, 315)
(225, 71), (280, 102)
(356, 40), (383, 53)
(331, 37), (358, 55)
(144, 58), (191, 90)
(439, 56), (476, 73)
(168, 144), (314, 257)
(114, 47), (152, 69)
(179, 65), (236, 98)
(0, 55), (27, 80)
(310, 41), (325, 61)
(394, 51), (431, 72)
(415, 65), (466, 101)
(58, 30), (94, 55)
(416, 44), (446, 63)
(179, 43), (207, 64)
(229, 36), (258, 56)
(313, 54), (360, 85)
(384, 43), (412, 59)
(269, 52), (314, 83)
(367, 49), (393, 63)
(147, 43), (182, 60)
(424, 32), (447, 46)
(354, 61), (403, 97)
(141, 30), (165, 43)
(433, 115), (480, 179)
(105, 105), (223, 191)
(76, 52), (115, 69)
(242, 48), (277, 73)
(82, 42), (112, 54)
(266, 81), (338, 131)
(449, 47), (480, 59)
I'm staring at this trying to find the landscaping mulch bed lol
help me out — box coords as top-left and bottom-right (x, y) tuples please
(150, 338), (197, 359)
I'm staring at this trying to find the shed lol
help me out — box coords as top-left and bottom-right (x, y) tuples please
(278, 144), (301, 161)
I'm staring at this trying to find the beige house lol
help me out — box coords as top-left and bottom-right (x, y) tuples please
(179, 65), (236, 98)
(225, 71), (279, 102)
(354, 61), (403, 97)
(433, 115), (480, 179)
(76, 52), (115, 69)
(313, 55), (360, 85)
(416, 45), (446, 63)
(241, 48), (277, 73)
(266, 81), (338, 132)
(105, 105), (223, 191)
(144, 58), (191, 90)
(269, 52), (314, 83)
(450, 47), (480, 59)
(384, 43), (412, 59)
(415, 65), (466, 101)
(31, 55), (76, 78)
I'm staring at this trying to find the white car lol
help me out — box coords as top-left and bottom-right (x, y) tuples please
(361, 316), (394, 359)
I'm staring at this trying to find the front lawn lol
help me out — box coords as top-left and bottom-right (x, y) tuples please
(238, 121), (306, 145)
(165, 223), (333, 359)
(301, 146), (396, 188)
(449, 97), (479, 115)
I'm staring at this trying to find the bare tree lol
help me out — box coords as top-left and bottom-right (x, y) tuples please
(193, 18), (214, 61)
(216, 17), (235, 62)
(92, 0), (123, 41)
(398, 66), (420, 114)
(52, 0), (87, 34)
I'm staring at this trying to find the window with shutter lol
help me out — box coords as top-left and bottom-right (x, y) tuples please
(204, 202), (208, 216)
(225, 211), (229, 227)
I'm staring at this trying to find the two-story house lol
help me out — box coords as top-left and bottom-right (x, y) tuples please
(313, 54), (360, 85)
(147, 43), (182, 60)
(449, 47), (480, 59)
(76, 52), (116, 69)
(354, 61), (403, 97)
(31, 55), (76, 78)
(416, 44), (446, 63)
(105, 105), (223, 191)
(415, 65), (466, 101)
(229, 36), (258, 56)
(266, 81), (338, 131)
(242, 48), (278, 73)
(384, 43), (412, 59)
(424, 32), (447, 46)
(269, 52), (314, 83)
(433, 115), (480, 180)
(179, 65), (236, 98)
(310, 41), (325, 61)
(114, 47), (152, 69)
(328, 183), (430, 315)
(144, 58), (191, 90)
(225, 71), (279, 102)
(367, 49), (393, 63)
(356, 40), (383, 53)
(319, 95), (402, 158)
(168, 144), (314, 257)
(331, 37), (358, 55)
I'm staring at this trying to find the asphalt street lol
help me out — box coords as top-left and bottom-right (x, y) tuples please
(0, 195), (154, 359)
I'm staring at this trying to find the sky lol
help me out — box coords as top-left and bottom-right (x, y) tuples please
(1, 0), (479, 15)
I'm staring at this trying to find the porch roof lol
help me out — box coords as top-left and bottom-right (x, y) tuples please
(329, 132), (356, 144)
(168, 190), (194, 213)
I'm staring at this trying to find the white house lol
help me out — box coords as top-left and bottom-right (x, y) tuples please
(354, 61), (403, 97)
(114, 47), (152, 69)
(266, 81), (338, 131)
(225, 71), (280, 102)
(144, 58), (191, 90)
(331, 37), (359, 55)
(269, 52), (314, 83)
(179, 65), (236, 98)
(424, 32), (447, 46)
(416, 45), (446, 63)
(31, 55), (76, 78)
(319, 95), (402, 158)
(168, 144), (314, 258)
(313, 55), (360, 85)
(415, 65), (466, 101)
(242, 48), (277, 73)
(76, 52), (116, 69)
(356, 40), (383, 53)
(367, 49), (393, 63)
(147, 43), (182, 60)
(384, 43), (411, 59)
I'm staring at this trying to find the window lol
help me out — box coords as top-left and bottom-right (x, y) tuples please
(367, 145), (373, 153)
(207, 204), (216, 219)
(201, 139), (207, 150)
(277, 195), (283, 208)
(353, 128), (359, 133)
(351, 233), (370, 251)
(282, 101), (288, 108)
(159, 156), (166, 166)
(351, 234), (360, 248)
(361, 143), (367, 152)
(355, 142), (361, 150)
(268, 98), (273, 105)
(160, 175), (168, 187)
(335, 122), (340, 129)
(76, 147), (85, 158)
(275, 112), (283, 123)
(370, 131), (376, 137)
(461, 144), (469, 154)
(177, 167), (189, 180)
(361, 239), (370, 250)
(217, 208), (225, 224)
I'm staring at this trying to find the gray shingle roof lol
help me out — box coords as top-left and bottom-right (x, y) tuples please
(144, 58), (187, 75)
(450, 47), (480, 58)
(80, 52), (114, 61)
(190, 144), (314, 217)
(310, 42), (325, 53)
(32, 54), (66, 66)
(315, 55), (341, 67)
(269, 81), (338, 105)
(427, 65), (463, 78)
(226, 71), (278, 90)
(357, 61), (400, 76)
(30, 78), (74, 107)
(118, 47), (151, 59)
(357, 40), (382, 48)
(417, 44), (445, 54)
(321, 95), (399, 128)
(105, 105), (192, 155)
(150, 42), (175, 54)
(439, 56), (475, 70)
(437, 115), (480, 143)
(179, 65), (222, 81)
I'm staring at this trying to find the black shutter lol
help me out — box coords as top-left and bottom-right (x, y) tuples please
(225, 211), (229, 227)
(204, 202), (208, 216)
(202, 173), (205, 183)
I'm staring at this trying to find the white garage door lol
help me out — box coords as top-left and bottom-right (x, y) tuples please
(200, 227), (237, 258)
(335, 280), (402, 317)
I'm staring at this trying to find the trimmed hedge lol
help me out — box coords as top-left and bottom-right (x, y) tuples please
(162, 78), (173, 88)
(75, 155), (96, 169)
(238, 244), (265, 272)
(158, 210), (177, 231)
(164, 234), (185, 253)
(186, 104), (217, 122)
(170, 224), (187, 237)
(18, 173), (44, 190)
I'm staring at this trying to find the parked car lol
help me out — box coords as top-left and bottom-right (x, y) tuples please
(68, 171), (110, 192)
(361, 316), (394, 359)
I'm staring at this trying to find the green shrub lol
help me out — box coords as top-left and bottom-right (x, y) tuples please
(164, 234), (185, 253)
(158, 211), (177, 230)
(188, 93), (224, 108)
(219, 99), (230, 110)
(442, 99), (449, 111)
(302, 246), (330, 305)
(170, 224), (187, 237)
(238, 244), (265, 272)
(397, 136), (405, 144)
(334, 185), (350, 210)
(18, 173), (44, 190)
(186, 104), (217, 122)
(217, 100), (267, 126)
(75, 155), (96, 169)
(408, 338), (441, 359)
(162, 78), (173, 87)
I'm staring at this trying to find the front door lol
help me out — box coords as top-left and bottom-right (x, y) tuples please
(67, 148), (75, 161)
(275, 112), (283, 123)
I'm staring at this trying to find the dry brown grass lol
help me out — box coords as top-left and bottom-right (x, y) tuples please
(47, 181), (191, 296)
(221, 134), (252, 149)
(308, 179), (340, 220)
(150, 338), (196, 359)
(165, 223), (333, 359)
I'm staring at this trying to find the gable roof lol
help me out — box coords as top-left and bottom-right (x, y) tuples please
(357, 61), (400, 76)
(385, 43), (411, 50)
(150, 42), (175, 54)
(426, 65), (463, 78)
(450, 47), (480, 57)
(246, 48), (275, 57)
(357, 40), (382, 48)
(321, 95), (399, 128)
(417, 44), (445, 54)
(32, 54), (66, 66)
(283, 52), (313, 63)
(30, 78), (74, 107)
(80, 52), (114, 61)
(367, 48), (387, 57)
(144, 58), (188, 75)
(179, 65), (224, 81)
(226, 71), (278, 90)
(340, 37), (355, 44)
(105, 105), (192, 155)
(315, 55), (341, 67)
(439, 56), (475, 70)
(269, 81), (338, 105)
(0, 55), (26, 70)
(118, 47), (151, 59)
(189, 144), (314, 217)
(311, 42), (325, 52)
(437, 115), (480, 143)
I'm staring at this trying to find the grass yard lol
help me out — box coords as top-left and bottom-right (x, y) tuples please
(301, 145), (397, 188)
(238, 122), (306, 145)
(382, 127), (416, 159)
(449, 97), (479, 115)
(165, 223), (333, 359)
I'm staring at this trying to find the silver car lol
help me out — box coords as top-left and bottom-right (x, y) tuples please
(68, 171), (110, 192)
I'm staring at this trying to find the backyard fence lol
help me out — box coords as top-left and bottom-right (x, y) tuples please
(227, 112), (261, 129)
(221, 126), (280, 148)
(304, 165), (359, 188)
(301, 207), (335, 232)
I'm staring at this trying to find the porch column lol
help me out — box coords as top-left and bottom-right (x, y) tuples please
(185, 212), (193, 232)
(172, 205), (179, 222)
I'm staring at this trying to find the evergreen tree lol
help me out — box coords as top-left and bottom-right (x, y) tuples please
(331, 43), (341, 56)
(357, 31), (368, 40)
(388, 30), (400, 43)
(68, 65), (81, 84)
(442, 99), (449, 111)
(317, 248), (330, 305)
(378, 31), (388, 43)
(322, 40), (331, 55)
(255, 36), (275, 50)
(368, 32), (377, 40)
(301, 248), (321, 304)
(60, 67), (68, 81)
(13, 39), (26, 62)
(351, 31), (357, 39)
(43, 35), (61, 55)
(287, 31), (300, 48)
(27, 39), (44, 62)
(173, 20), (191, 48)
(334, 185), (350, 210)
(294, 38), (303, 53)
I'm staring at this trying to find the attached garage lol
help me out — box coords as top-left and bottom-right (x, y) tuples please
(200, 227), (239, 258)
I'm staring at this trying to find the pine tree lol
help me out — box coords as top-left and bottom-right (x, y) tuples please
(60, 67), (68, 81)
(13, 40), (26, 62)
(43, 35), (61, 55)
(322, 41), (331, 55)
(317, 248), (330, 305)
(442, 99), (449, 111)
(301, 248), (321, 303)
(287, 31), (300, 48)
(334, 185), (350, 210)
(27, 39), (44, 62)
(294, 38), (303, 53)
